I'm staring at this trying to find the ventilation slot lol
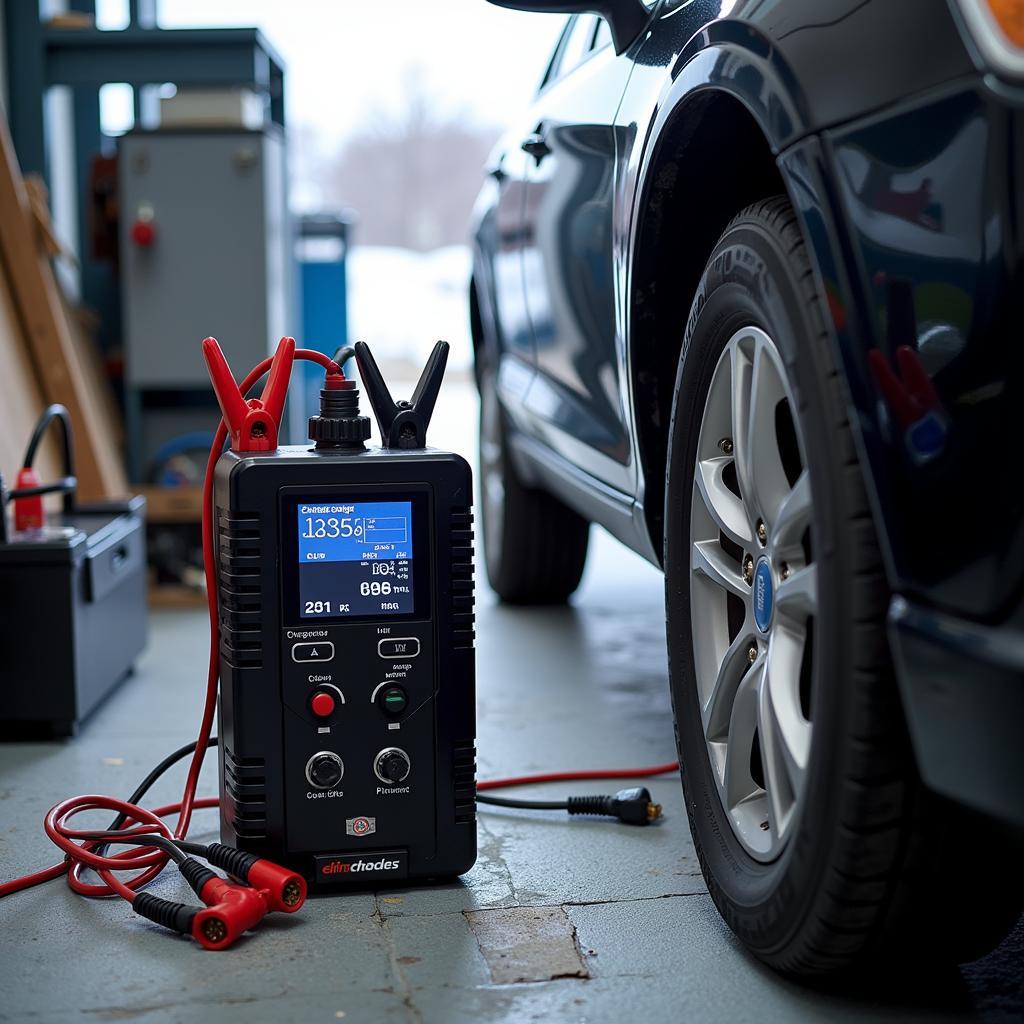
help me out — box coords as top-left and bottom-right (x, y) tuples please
(450, 507), (475, 650)
(217, 508), (263, 668)
(223, 748), (267, 839)
(453, 742), (477, 824)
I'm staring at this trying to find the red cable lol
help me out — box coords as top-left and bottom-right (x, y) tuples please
(477, 762), (679, 791)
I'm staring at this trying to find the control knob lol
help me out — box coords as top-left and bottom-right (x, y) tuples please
(374, 747), (411, 785)
(305, 751), (344, 789)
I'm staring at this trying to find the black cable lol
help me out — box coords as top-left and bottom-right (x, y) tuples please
(476, 794), (568, 810)
(78, 832), (189, 865)
(479, 787), (663, 825)
(89, 737), (219, 863)
(332, 345), (356, 370)
(8, 476), (77, 499)
(175, 840), (211, 858)
(107, 736), (219, 834)
(21, 405), (76, 515)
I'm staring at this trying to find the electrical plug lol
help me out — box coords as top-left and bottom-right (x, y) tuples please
(567, 786), (663, 825)
(201, 843), (307, 913)
(177, 857), (269, 949)
(191, 878), (269, 950)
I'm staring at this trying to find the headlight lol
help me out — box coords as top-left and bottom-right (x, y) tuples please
(954, 0), (1024, 77)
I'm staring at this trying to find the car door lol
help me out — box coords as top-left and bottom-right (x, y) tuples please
(519, 15), (638, 494)
(476, 23), (573, 420)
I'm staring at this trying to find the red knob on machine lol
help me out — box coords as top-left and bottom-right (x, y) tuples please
(131, 220), (156, 247)
(310, 691), (336, 718)
(13, 467), (44, 532)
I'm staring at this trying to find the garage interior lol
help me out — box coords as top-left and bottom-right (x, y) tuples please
(1, 2), (1022, 1022)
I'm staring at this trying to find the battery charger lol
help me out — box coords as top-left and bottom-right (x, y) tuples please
(207, 336), (476, 889)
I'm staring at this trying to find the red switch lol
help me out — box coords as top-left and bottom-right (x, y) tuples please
(13, 467), (44, 531)
(310, 691), (336, 718)
(131, 220), (156, 247)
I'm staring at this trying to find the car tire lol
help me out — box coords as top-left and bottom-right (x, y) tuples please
(664, 196), (1022, 977)
(478, 367), (589, 604)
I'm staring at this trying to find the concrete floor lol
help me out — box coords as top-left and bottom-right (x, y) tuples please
(1, 384), (1021, 1021)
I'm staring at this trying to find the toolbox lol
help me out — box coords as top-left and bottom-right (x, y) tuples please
(0, 497), (147, 738)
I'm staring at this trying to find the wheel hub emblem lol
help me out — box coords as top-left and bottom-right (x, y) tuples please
(753, 558), (774, 633)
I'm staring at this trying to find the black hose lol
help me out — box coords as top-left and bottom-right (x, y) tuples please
(476, 793), (568, 810)
(17, 405), (77, 515)
(332, 345), (356, 370)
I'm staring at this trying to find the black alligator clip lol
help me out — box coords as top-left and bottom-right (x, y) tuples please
(354, 340), (449, 450)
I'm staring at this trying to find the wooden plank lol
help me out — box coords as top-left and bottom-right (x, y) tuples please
(0, 252), (61, 489)
(0, 111), (127, 501)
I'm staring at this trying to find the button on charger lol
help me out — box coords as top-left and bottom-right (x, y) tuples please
(378, 638), (419, 659)
(293, 642), (334, 663)
(378, 685), (407, 717)
(310, 691), (336, 718)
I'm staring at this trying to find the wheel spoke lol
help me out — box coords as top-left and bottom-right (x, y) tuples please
(744, 338), (791, 528)
(724, 662), (763, 809)
(694, 456), (752, 547)
(704, 629), (756, 740)
(758, 630), (811, 833)
(775, 564), (817, 623)
(728, 338), (755, 531)
(692, 540), (747, 598)
(772, 469), (811, 556)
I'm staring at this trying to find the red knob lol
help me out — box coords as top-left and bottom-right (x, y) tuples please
(310, 691), (336, 718)
(131, 220), (156, 247)
(13, 467), (44, 531)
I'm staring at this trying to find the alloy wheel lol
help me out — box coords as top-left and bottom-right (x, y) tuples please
(689, 326), (817, 860)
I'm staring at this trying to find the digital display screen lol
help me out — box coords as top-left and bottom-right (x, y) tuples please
(297, 501), (414, 618)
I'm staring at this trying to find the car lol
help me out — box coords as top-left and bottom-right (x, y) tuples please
(471, 0), (1024, 979)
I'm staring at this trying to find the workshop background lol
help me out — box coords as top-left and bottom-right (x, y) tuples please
(0, 1), (1021, 1022)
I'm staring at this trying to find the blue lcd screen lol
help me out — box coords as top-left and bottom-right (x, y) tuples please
(297, 501), (414, 618)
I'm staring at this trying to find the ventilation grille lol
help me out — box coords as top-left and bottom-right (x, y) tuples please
(224, 748), (267, 839)
(450, 507), (475, 649)
(453, 742), (477, 824)
(217, 509), (263, 668)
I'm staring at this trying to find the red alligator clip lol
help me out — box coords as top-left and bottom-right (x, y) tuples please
(202, 335), (295, 453)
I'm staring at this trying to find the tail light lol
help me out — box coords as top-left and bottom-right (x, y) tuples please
(954, 0), (1024, 76)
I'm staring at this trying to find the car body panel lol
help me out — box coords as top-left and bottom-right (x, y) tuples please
(521, 42), (637, 493)
(821, 80), (1024, 621)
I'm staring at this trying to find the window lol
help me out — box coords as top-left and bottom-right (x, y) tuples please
(593, 18), (612, 52)
(542, 13), (603, 90)
(558, 13), (601, 76)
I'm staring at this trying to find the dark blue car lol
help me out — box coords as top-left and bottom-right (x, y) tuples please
(471, 0), (1024, 978)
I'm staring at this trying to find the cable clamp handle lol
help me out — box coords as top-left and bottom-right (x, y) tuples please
(202, 336), (296, 452)
(355, 339), (449, 449)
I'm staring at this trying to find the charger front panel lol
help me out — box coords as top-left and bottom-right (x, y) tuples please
(215, 448), (476, 890)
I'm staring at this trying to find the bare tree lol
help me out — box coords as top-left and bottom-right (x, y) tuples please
(318, 73), (499, 250)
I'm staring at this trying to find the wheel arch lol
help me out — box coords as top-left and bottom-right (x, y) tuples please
(627, 88), (797, 565)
